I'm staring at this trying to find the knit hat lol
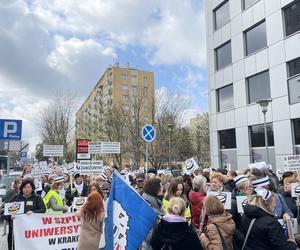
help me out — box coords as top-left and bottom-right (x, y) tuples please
(233, 175), (248, 185)
(54, 176), (64, 183)
(251, 176), (270, 188)
(98, 172), (108, 182)
(255, 187), (272, 201)
(73, 171), (81, 177)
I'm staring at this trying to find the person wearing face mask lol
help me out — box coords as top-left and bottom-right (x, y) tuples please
(66, 171), (88, 207)
(43, 176), (68, 214)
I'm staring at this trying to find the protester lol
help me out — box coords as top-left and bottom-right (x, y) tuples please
(76, 192), (105, 250)
(277, 171), (296, 195)
(200, 195), (235, 250)
(163, 178), (191, 221)
(95, 172), (110, 199)
(281, 175), (298, 218)
(21, 163), (32, 178)
(66, 171), (88, 206)
(135, 172), (145, 195)
(88, 182), (104, 199)
(234, 175), (253, 196)
(150, 197), (203, 250)
(189, 175), (207, 232)
(43, 176), (68, 214)
(4, 176), (22, 203)
(241, 187), (297, 250)
(8, 179), (46, 250)
(225, 170), (237, 192)
(209, 172), (228, 192)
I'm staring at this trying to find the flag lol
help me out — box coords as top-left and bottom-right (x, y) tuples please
(183, 158), (199, 175)
(100, 172), (157, 250)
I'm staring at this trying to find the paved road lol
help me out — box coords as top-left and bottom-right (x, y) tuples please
(0, 219), (8, 250)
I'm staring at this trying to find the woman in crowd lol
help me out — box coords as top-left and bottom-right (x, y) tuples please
(43, 176), (68, 214)
(209, 172), (228, 192)
(4, 176), (22, 203)
(8, 179), (46, 250)
(241, 187), (297, 250)
(189, 175), (207, 232)
(281, 174), (298, 218)
(141, 177), (164, 250)
(234, 175), (254, 196)
(88, 182), (104, 199)
(200, 196), (235, 250)
(163, 178), (191, 221)
(66, 171), (88, 206)
(76, 192), (105, 250)
(150, 197), (203, 250)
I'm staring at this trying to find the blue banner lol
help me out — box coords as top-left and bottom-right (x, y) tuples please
(100, 172), (157, 250)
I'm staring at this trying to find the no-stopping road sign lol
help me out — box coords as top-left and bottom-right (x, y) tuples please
(142, 124), (156, 143)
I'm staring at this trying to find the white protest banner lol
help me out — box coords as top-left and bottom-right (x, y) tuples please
(14, 213), (81, 250)
(291, 183), (300, 197)
(39, 161), (48, 170)
(43, 145), (64, 157)
(248, 161), (267, 169)
(183, 158), (199, 175)
(73, 197), (87, 210)
(207, 191), (231, 210)
(236, 196), (249, 213)
(88, 141), (102, 154)
(31, 168), (46, 178)
(101, 142), (120, 154)
(34, 180), (43, 192)
(79, 160), (103, 174)
(283, 155), (300, 171)
(4, 202), (24, 216)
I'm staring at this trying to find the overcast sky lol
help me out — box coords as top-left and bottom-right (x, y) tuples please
(0, 0), (207, 151)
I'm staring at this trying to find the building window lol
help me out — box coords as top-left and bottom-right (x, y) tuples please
(215, 41), (232, 70)
(214, 1), (230, 30)
(288, 57), (300, 104)
(250, 123), (274, 147)
(122, 136), (128, 142)
(122, 95), (129, 101)
(122, 74), (129, 80)
(294, 119), (300, 154)
(132, 86), (137, 96)
(144, 87), (148, 96)
(122, 84), (129, 91)
(144, 76), (148, 83)
(219, 129), (237, 169)
(245, 21), (267, 56)
(131, 74), (137, 79)
(242, 0), (260, 10)
(249, 123), (275, 165)
(122, 105), (129, 111)
(247, 71), (270, 104)
(284, 0), (300, 37)
(217, 84), (234, 112)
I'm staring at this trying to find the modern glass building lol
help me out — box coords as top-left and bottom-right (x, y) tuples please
(205, 0), (300, 171)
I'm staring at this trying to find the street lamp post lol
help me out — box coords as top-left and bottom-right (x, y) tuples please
(168, 123), (174, 170)
(257, 99), (272, 164)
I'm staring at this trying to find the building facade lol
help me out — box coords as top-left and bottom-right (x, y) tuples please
(76, 64), (154, 164)
(205, 0), (300, 170)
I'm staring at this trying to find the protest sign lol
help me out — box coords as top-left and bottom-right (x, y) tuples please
(73, 197), (87, 210)
(4, 202), (24, 216)
(14, 213), (81, 250)
(291, 183), (300, 197)
(100, 172), (157, 250)
(79, 160), (103, 174)
(207, 191), (232, 210)
(43, 145), (64, 157)
(236, 196), (249, 213)
(283, 155), (300, 171)
(182, 158), (199, 175)
(278, 218), (298, 234)
(248, 161), (267, 169)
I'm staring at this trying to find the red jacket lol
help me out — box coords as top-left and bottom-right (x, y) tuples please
(189, 191), (207, 230)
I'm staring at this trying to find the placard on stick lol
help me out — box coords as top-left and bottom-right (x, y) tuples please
(4, 202), (24, 215)
(73, 197), (87, 210)
(236, 196), (250, 213)
(207, 191), (231, 210)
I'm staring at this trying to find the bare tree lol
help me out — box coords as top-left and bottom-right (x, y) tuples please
(39, 91), (76, 163)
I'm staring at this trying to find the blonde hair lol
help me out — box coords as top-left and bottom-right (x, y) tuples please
(209, 172), (226, 183)
(236, 178), (251, 192)
(204, 195), (224, 216)
(167, 197), (186, 217)
(246, 193), (275, 215)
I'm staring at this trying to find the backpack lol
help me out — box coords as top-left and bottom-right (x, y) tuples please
(232, 229), (245, 250)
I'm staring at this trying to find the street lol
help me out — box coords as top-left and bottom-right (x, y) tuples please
(0, 219), (8, 250)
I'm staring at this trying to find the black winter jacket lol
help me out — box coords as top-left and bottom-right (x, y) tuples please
(65, 182), (88, 206)
(241, 204), (297, 250)
(10, 192), (46, 214)
(150, 219), (203, 250)
(282, 192), (297, 218)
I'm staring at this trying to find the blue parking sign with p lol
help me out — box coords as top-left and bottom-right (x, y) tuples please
(0, 119), (22, 140)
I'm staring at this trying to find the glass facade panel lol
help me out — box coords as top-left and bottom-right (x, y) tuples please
(250, 123), (274, 147)
(218, 84), (234, 112)
(216, 41), (232, 70)
(219, 129), (236, 149)
(214, 1), (230, 30)
(288, 57), (300, 77)
(284, 0), (300, 36)
(247, 71), (270, 104)
(245, 22), (267, 55)
(243, 0), (260, 10)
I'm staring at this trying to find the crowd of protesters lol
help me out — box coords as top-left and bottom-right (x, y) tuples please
(2, 161), (300, 250)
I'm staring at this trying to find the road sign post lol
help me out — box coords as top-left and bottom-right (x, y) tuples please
(141, 124), (156, 176)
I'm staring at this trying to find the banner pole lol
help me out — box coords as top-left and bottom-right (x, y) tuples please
(145, 143), (148, 178)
